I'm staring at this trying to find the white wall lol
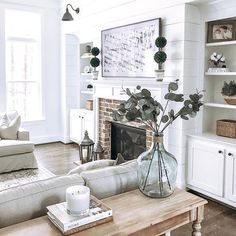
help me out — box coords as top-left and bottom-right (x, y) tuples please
(0, 0), (62, 144)
(61, 0), (204, 187)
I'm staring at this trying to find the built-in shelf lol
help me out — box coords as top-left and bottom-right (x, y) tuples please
(189, 132), (236, 146)
(81, 53), (92, 59)
(206, 41), (236, 47)
(205, 72), (236, 76)
(81, 73), (92, 76)
(204, 102), (236, 109)
(81, 90), (93, 95)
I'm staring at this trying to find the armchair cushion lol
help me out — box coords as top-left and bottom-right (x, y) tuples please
(0, 115), (21, 140)
(0, 140), (34, 157)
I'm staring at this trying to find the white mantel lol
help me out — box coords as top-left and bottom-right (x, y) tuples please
(93, 78), (169, 100)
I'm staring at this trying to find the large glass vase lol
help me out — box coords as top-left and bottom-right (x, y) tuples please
(137, 133), (177, 198)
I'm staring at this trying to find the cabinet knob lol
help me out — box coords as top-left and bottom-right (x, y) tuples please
(218, 150), (223, 154)
(228, 153), (233, 156)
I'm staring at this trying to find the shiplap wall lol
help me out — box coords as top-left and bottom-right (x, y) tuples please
(62, 0), (203, 186)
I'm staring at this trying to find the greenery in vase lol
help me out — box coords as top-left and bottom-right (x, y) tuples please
(221, 80), (236, 96)
(112, 80), (204, 135)
(154, 36), (167, 70)
(90, 47), (100, 71)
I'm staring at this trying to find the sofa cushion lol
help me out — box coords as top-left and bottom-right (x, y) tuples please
(0, 140), (34, 157)
(68, 159), (116, 175)
(0, 174), (84, 228)
(0, 115), (21, 140)
(80, 160), (138, 199)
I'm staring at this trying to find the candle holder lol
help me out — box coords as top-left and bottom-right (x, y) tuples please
(66, 185), (90, 216)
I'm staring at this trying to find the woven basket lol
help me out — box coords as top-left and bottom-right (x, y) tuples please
(223, 96), (236, 105)
(216, 119), (236, 138)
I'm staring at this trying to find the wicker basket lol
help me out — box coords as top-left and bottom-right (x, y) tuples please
(216, 119), (236, 138)
(223, 96), (236, 105)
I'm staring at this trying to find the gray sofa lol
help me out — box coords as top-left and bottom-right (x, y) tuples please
(0, 160), (138, 228)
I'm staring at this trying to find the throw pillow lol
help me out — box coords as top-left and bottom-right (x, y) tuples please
(68, 159), (116, 175)
(0, 114), (10, 128)
(0, 115), (21, 140)
(115, 153), (127, 165)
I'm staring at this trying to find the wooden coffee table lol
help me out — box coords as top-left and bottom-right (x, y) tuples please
(0, 189), (207, 236)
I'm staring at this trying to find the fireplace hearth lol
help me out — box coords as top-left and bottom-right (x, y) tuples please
(111, 122), (146, 160)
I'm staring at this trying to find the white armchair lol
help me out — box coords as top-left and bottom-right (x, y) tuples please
(0, 111), (38, 173)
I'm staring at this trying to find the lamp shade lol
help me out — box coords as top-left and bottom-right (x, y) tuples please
(62, 8), (73, 21)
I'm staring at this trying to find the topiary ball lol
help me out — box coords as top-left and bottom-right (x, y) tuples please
(154, 51), (167, 64)
(90, 57), (100, 68)
(155, 37), (167, 48)
(91, 47), (100, 56)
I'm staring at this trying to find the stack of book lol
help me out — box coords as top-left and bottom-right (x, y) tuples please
(47, 195), (113, 235)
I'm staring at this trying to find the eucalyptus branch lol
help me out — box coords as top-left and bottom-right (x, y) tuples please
(160, 107), (184, 133)
(157, 100), (169, 133)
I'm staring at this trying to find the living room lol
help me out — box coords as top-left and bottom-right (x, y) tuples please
(0, 0), (236, 235)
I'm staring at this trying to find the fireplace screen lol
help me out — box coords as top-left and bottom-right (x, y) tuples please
(111, 122), (146, 160)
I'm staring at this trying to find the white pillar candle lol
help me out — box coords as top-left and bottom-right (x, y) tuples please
(66, 185), (90, 216)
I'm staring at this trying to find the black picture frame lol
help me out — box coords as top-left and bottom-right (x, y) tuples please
(207, 20), (236, 43)
(101, 18), (161, 78)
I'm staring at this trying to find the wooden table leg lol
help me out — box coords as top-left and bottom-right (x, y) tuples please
(192, 219), (202, 236)
(192, 205), (204, 236)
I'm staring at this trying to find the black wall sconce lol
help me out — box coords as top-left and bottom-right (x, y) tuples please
(62, 4), (80, 21)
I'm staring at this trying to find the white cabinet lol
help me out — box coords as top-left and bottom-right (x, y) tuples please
(70, 109), (94, 143)
(225, 148), (236, 202)
(187, 136), (236, 207)
(187, 139), (224, 197)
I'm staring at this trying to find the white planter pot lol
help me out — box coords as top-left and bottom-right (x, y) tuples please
(154, 69), (164, 82)
(92, 71), (99, 80)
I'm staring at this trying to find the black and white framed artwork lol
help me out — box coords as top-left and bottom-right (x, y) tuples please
(101, 18), (161, 78)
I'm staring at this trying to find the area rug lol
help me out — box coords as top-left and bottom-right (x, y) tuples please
(0, 165), (55, 191)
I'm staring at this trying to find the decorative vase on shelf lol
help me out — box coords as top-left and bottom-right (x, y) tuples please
(91, 70), (99, 80)
(154, 69), (165, 82)
(137, 133), (177, 198)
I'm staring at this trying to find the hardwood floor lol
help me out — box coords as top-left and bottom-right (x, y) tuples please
(35, 142), (236, 236)
(35, 142), (80, 175)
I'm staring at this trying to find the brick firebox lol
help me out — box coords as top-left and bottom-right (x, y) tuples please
(98, 98), (154, 159)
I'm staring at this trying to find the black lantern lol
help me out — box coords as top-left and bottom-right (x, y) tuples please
(79, 130), (94, 164)
(92, 142), (104, 161)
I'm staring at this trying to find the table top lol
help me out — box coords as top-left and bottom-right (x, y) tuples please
(0, 189), (207, 236)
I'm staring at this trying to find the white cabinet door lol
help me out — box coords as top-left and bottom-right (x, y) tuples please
(225, 148), (236, 203)
(70, 110), (82, 143)
(187, 140), (225, 197)
(84, 116), (94, 141)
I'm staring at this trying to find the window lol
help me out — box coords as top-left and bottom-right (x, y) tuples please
(5, 10), (42, 121)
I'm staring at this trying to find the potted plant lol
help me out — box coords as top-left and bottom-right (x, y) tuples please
(112, 81), (203, 198)
(208, 52), (229, 73)
(221, 80), (236, 105)
(90, 47), (100, 80)
(154, 36), (167, 81)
